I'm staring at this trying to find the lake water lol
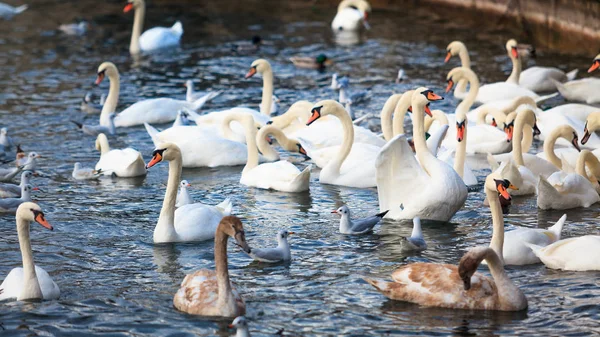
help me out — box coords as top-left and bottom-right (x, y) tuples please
(1, 0), (599, 336)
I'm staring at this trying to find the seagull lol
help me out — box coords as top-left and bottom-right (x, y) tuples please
(229, 316), (251, 337)
(59, 20), (89, 36)
(175, 180), (192, 207)
(80, 92), (106, 114)
(400, 217), (427, 252)
(245, 230), (293, 263)
(332, 205), (388, 234)
(330, 73), (339, 90)
(0, 128), (15, 151)
(336, 77), (369, 105)
(72, 162), (102, 180)
(17, 151), (40, 171)
(0, 170), (33, 197)
(71, 112), (116, 137)
(0, 184), (35, 213)
(396, 69), (405, 83)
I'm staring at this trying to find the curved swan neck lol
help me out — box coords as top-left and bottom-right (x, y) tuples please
(256, 125), (285, 161)
(97, 135), (111, 155)
(511, 111), (535, 166)
(223, 114), (259, 172)
(100, 69), (120, 126)
(380, 94), (402, 141)
(455, 117), (467, 180)
(214, 228), (233, 306)
(455, 68), (479, 115)
(577, 150), (600, 184)
(485, 186), (505, 262)
(154, 151), (182, 242)
(129, 1), (145, 55)
(260, 68), (274, 116)
(17, 217), (42, 300)
(543, 128), (564, 169)
(392, 90), (413, 136)
(481, 248), (522, 308)
(412, 100), (435, 174)
(506, 52), (521, 84)
(326, 105), (354, 175)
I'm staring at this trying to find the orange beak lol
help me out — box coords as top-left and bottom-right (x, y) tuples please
(35, 212), (53, 230)
(456, 123), (465, 142)
(407, 106), (412, 113)
(445, 79), (454, 93)
(123, 3), (134, 13)
(505, 125), (514, 142)
(491, 118), (497, 127)
(146, 153), (162, 169)
(511, 47), (518, 59)
(228, 324), (234, 328)
(444, 51), (452, 63)
(331, 210), (339, 214)
(298, 145), (307, 156)
(497, 184), (511, 200)
(424, 104), (433, 117)
(588, 60), (600, 73)
(245, 67), (257, 79)
(306, 109), (321, 125)
(426, 91), (443, 101)
(95, 72), (105, 85)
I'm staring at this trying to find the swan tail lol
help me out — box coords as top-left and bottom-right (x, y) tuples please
(486, 153), (499, 171)
(216, 198), (233, 215)
(550, 79), (569, 99)
(291, 165), (311, 189)
(71, 120), (83, 129)
(14, 4), (28, 13)
(534, 92), (559, 105)
(191, 91), (221, 111)
(363, 277), (395, 297)
(143, 122), (160, 146)
(547, 214), (567, 240)
(171, 21), (183, 35)
(536, 176), (561, 210)
(565, 69), (579, 81)
(523, 242), (543, 258)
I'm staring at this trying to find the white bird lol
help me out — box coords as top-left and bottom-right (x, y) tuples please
(331, 0), (371, 31)
(172, 109), (191, 127)
(0, 202), (60, 301)
(0, 165), (23, 182)
(175, 180), (192, 208)
(525, 235), (600, 271)
(246, 230), (293, 263)
(0, 2), (27, 19)
(72, 112), (116, 137)
(551, 54), (600, 105)
(400, 217), (427, 252)
(0, 184), (34, 213)
(124, 0), (182, 54)
(229, 316), (251, 337)
(0, 127), (15, 150)
(59, 21), (88, 36)
(72, 162), (102, 180)
(396, 69), (405, 83)
(0, 170), (32, 198)
(332, 205), (388, 235)
(94, 133), (146, 178)
(330, 73), (339, 90)
(80, 92), (106, 114)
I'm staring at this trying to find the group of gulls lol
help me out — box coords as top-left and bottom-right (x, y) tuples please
(2, 0), (600, 335)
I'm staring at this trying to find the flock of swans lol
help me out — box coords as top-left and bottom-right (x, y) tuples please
(1, 0), (600, 334)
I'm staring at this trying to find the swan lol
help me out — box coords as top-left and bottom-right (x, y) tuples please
(0, 2), (27, 19)
(581, 111), (600, 146)
(0, 171), (32, 198)
(551, 54), (600, 105)
(537, 159), (600, 210)
(94, 62), (215, 127)
(304, 100), (379, 188)
(237, 113), (311, 193)
(245, 230), (293, 263)
(376, 88), (467, 221)
(331, 0), (371, 32)
(145, 143), (233, 243)
(0, 184), (33, 213)
(175, 180), (192, 208)
(575, 150), (600, 193)
(520, 67), (578, 93)
(444, 41), (471, 100)
(0, 202), (60, 301)
(173, 216), (250, 316)
(332, 205), (388, 235)
(94, 133), (146, 178)
(124, 0), (182, 54)
(525, 235), (600, 271)
(256, 124), (307, 162)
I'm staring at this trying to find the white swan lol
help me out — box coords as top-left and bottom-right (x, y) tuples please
(256, 124), (308, 162)
(444, 41), (471, 100)
(520, 66), (578, 93)
(0, 202), (60, 301)
(145, 143), (233, 243)
(376, 88), (467, 221)
(575, 149), (600, 193)
(525, 235), (600, 271)
(94, 133), (146, 178)
(331, 0), (371, 32)
(94, 62), (215, 127)
(581, 111), (600, 147)
(235, 113), (311, 192)
(175, 180), (192, 208)
(551, 54), (600, 105)
(124, 0), (182, 54)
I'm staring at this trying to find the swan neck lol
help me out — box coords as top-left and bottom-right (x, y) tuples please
(392, 92), (412, 136)
(486, 186), (505, 261)
(454, 122), (467, 179)
(412, 103), (435, 173)
(130, 4), (145, 54)
(256, 127), (282, 161)
(17, 218), (42, 300)
(456, 70), (479, 114)
(482, 248), (524, 309)
(577, 151), (600, 184)
(327, 107), (354, 175)
(214, 229), (232, 305)
(260, 69), (274, 116)
(99, 136), (111, 155)
(380, 94), (401, 141)
(240, 118), (259, 172)
(155, 155), (181, 241)
(543, 132), (562, 169)
(507, 53), (521, 84)
(100, 71), (120, 126)
(455, 48), (471, 95)
(512, 120), (527, 166)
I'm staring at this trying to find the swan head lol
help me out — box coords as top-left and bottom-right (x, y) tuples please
(332, 205), (350, 217)
(582, 112), (600, 145)
(506, 39), (519, 59)
(277, 229), (294, 244)
(95, 62), (119, 86)
(145, 143), (181, 169)
(229, 316), (248, 330)
(485, 172), (518, 202)
(589, 54), (600, 73)
(458, 246), (493, 290)
(180, 180), (191, 188)
(183, 80), (193, 88)
(445, 67), (475, 93)
(218, 216), (250, 253)
(411, 87), (443, 116)
(16, 202), (53, 231)
(445, 41), (466, 63)
(503, 112), (516, 142)
(123, 0), (143, 13)
(307, 100), (342, 125)
(554, 125), (581, 152)
(245, 59), (271, 79)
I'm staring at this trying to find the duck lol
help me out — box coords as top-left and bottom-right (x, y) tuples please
(0, 2), (27, 19)
(124, 0), (182, 54)
(175, 180), (192, 208)
(525, 235), (600, 271)
(245, 230), (293, 263)
(400, 217), (426, 252)
(145, 143), (233, 243)
(71, 112), (116, 137)
(94, 133), (146, 178)
(551, 54), (600, 105)
(0, 170), (32, 198)
(289, 54), (333, 69)
(0, 184), (34, 214)
(173, 215), (250, 317)
(304, 100), (380, 188)
(256, 124), (308, 162)
(72, 163), (102, 180)
(94, 62), (216, 127)
(331, 0), (371, 31)
(236, 113), (311, 193)
(0, 202), (59, 301)
(229, 316), (251, 337)
(332, 205), (388, 235)
(365, 174), (527, 311)
(376, 88), (468, 221)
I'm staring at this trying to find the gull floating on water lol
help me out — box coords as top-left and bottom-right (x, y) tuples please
(72, 112), (116, 137)
(175, 180), (192, 207)
(59, 21), (89, 36)
(0, 184), (35, 213)
(80, 92), (106, 114)
(229, 316), (251, 337)
(332, 205), (388, 235)
(0, 171), (32, 198)
(245, 230), (293, 263)
(72, 162), (102, 180)
(400, 217), (427, 252)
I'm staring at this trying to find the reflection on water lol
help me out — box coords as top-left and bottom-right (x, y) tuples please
(0, 0), (599, 336)
(333, 31), (363, 46)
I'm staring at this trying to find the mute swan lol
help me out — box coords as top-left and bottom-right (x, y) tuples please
(173, 216), (250, 316)
(304, 100), (379, 188)
(94, 62), (216, 127)
(380, 93), (403, 141)
(72, 163), (101, 180)
(124, 0), (182, 54)
(0, 202), (60, 301)
(538, 163), (600, 210)
(229, 316), (251, 337)
(245, 230), (293, 263)
(256, 124), (307, 162)
(520, 67), (578, 93)
(0, 2), (27, 19)
(525, 235), (600, 271)
(94, 133), (146, 178)
(376, 88), (467, 221)
(576, 150), (600, 193)
(175, 180), (192, 208)
(581, 111), (600, 146)
(400, 217), (426, 252)
(331, 0), (371, 31)
(551, 54), (600, 105)
(236, 113), (310, 193)
(0, 184), (33, 213)
(365, 174), (526, 311)
(332, 205), (388, 235)
(444, 41), (471, 100)
(145, 143), (233, 243)
(0, 171), (32, 198)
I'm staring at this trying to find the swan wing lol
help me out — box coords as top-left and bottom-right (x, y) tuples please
(174, 203), (225, 242)
(529, 236), (600, 271)
(139, 25), (182, 51)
